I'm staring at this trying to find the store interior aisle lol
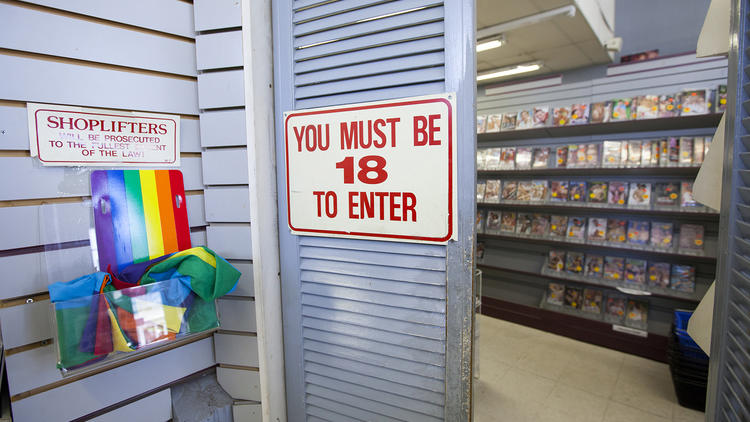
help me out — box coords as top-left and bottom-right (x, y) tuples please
(474, 315), (705, 422)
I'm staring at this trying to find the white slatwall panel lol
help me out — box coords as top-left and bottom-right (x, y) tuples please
(0, 3), (213, 421)
(233, 402), (263, 422)
(205, 186), (251, 222)
(196, 31), (243, 71)
(215, 334), (259, 367)
(199, 109), (247, 147)
(218, 299), (257, 332)
(229, 261), (255, 297)
(216, 367), (262, 401)
(202, 148), (250, 185)
(193, 0), (242, 32)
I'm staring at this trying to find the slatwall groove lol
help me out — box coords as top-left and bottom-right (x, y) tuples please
(306, 375), (443, 420)
(302, 305), (445, 339)
(299, 246), (446, 270)
(295, 66), (445, 99)
(302, 316), (443, 352)
(300, 270), (446, 299)
(307, 404), (364, 422)
(301, 294), (445, 327)
(293, 0), (390, 22)
(295, 81), (445, 109)
(296, 51), (444, 86)
(301, 283), (445, 313)
(305, 362), (444, 405)
(303, 327), (444, 366)
(306, 395), (401, 422)
(298, 236), (446, 256)
(299, 257), (445, 285)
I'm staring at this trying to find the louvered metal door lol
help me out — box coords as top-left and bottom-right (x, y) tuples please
(272, 1), (476, 421)
(707, 0), (750, 420)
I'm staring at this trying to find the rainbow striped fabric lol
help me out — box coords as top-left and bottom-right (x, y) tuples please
(91, 170), (191, 273)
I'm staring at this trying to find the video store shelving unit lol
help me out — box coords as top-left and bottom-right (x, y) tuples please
(474, 53), (727, 362)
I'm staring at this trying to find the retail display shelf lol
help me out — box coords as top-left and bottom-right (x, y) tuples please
(477, 113), (723, 142)
(480, 296), (669, 362)
(477, 233), (717, 264)
(476, 202), (719, 221)
(477, 263), (701, 303)
(478, 166), (701, 177)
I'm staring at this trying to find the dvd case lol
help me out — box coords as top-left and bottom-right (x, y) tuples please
(587, 217), (608, 242)
(476, 149), (488, 170)
(530, 180), (548, 201)
(548, 250), (566, 272)
(671, 265), (696, 293)
(625, 300), (648, 327)
(605, 296), (627, 323)
(486, 211), (502, 233)
(516, 213), (533, 235)
(501, 113), (517, 131)
(650, 141), (661, 166)
(567, 144), (581, 168)
(648, 262), (671, 288)
(604, 256), (625, 281)
(625, 258), (647, 285)
(658, 94), (679, 118)
(611, 99), (632, 121)
(553, 107), (570, 126)
(654, 182), (680, 206)
(589, 102), (611, 124)
(549, 181), (569, 201)
(516, 181), (533, 201)
(693, 137), (705, 165)
(680, 89), (709, 115)
(585, 255), (604, 278)
(679, 137), (694, 166)
(602, 141), (622, 167)
(533, 107), (550, 127)
(564, 286), (582, 309)
(588, 181), (608, 203)
(501, 180), (518, 201)
(608, 181), (628, 205)
(659, 139), (669, 167)
(582, 289), (603, 314)
(516, 147), (533, 170)
(484, 148), (501, 170)
(486, 114), (502, 132)
(717, 84), (727, 113)
(531, 214), (549, 236)
(549, 215), (569, 238)
(641, 140), (653, 167)
(606, 219), (627, 243)
(476, 210), (485, 234)
(650, 222), (674, 249)
(569, 181), (586, 202)
(532, 147), (550, 168)
(565, 251), (585, 274)
(477, 115), (487, 134)
(668, 137), (680, 166)
(628, 183), (651, 207)
(679, 224), (705, 251)
(627, 141), (642, 167)
(585, 144), (600, 168)
(500, 212), (517, 233)
(627, 220), (650, 245)
(570, 104), (589, 125)
(477, 182), (486, 202)
(499, 147), (516, 170)
(681, 182), (697, 207)
(516, 110), (533, 129)
(484, 180), (501, 203)
(567, 217), (586, 241)
(635, 95), (660, 119)
(546, 283), (566, 306)
(555, 146), (568, 168)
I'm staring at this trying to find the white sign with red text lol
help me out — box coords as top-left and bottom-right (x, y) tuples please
(27, 103), (180, 167)
(284, 93), (456, 243)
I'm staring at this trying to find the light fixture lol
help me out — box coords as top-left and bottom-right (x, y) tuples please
(477, 38), (504, 52)
(476, 5), (576, 40)
(477, 63), (542, 81)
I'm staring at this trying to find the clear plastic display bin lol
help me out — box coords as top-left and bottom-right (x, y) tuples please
(51, 277), (219, 375)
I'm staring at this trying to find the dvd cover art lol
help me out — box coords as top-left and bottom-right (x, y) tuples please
(486, 114), (502, 132)
(530, 214), (549, 236)
(679, 224), (705, 251)
(485, 211), (502, 232)
(627, 220), (650, 245)
(566, 251), (585, 275)
(627, 141), (642, 167)
(648, 262), (671, 288)
(548, 250), (566, 272)
(553, 107), (570, 126)
(654, 182), (680, 206)
(569, 181), (586, 202)
(484, 148), (502, 170)
(530, 180), (548, 201)
(567, 144), (582, 168)
(476, 241), (485, 261)
(516, 109), (533, 129)
(476, 210), (485, 233)
(566, 217), (586, 241)
(546, 283), (566, 305)
(658, 94), (679, 118)
(587, 217), (608, 242)
(515, 147), (533, 170)
(476, 149), (488, 170)
(589, 102), (611, 124)
(681, 182), (697, 207)
(517, 181), (534, 201)
(650, 222), (674, 249)
(626, 300), (648, 326)
(628, 183), (651, 206)
(570, 103), (589, 125)
(501, 180), (518, 201)
(605, 296), (627, 322)
(679, 137), (694, 166)
(650, 140), (660, 166)
(602, 141), (622, 167)
(635, 95), (660, 119)
(585, 255), (604, 278)
(680, 89), (709, 115)
(500, 211), (517, 233)
(588, 181), (608, 203)
(582, 289), (603, 314)
(625, 258), (647, 285)
(608, 181), (628, 205)
(532, 147), (550, 168)
(549, 181), (569, 201)
(533, 106), (550, 127)
(659, 139), (669, 167)
(555, 146), (568, 168)
(611, 98), (632, 121)
(549, 215), (568, 238)
(501, 113), (517, 131)
(477, 115), (487, 134)
(716, 84), (727, 113)
(606, 219), (627, 243)
(585, 143), (600, 168)
(499, 147), (516, 170)
(604, 256), (625, 281)
(500, 212), (517, 233)
(704, 136), (713, 156)
(516, 213), (533, 235)
(477, 182), (486, 202)
(564, 286), (582, 309)
(668, 137), (680, 166)
(641, 140), (653, 167)
(484, 180), (501, 203)
(693, 137), (705, 165)
(671, 265), (696, 292)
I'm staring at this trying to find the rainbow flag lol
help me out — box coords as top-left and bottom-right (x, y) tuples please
(92, 170), (191, 273)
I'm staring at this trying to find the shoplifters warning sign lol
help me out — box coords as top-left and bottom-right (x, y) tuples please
(284, 93), (456, 243)
(27, 103), (180, 167)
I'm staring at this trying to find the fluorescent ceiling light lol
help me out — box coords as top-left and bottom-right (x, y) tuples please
(477, 38), (504, 52)
(477, 63), (542, 81)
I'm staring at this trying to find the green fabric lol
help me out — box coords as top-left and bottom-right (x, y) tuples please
(186, 297), (219, 332)
(55, 306), (100, 369)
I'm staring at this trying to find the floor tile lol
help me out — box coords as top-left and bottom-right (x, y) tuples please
(545, 383), (609, 422)
(672, 403), (706, 422)
(603, 401), (672, 422)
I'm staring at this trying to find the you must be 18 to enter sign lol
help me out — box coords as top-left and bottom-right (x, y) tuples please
(284, 94), (457, 243)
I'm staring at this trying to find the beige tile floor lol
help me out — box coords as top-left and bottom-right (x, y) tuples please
(473, 315), (705, 422)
